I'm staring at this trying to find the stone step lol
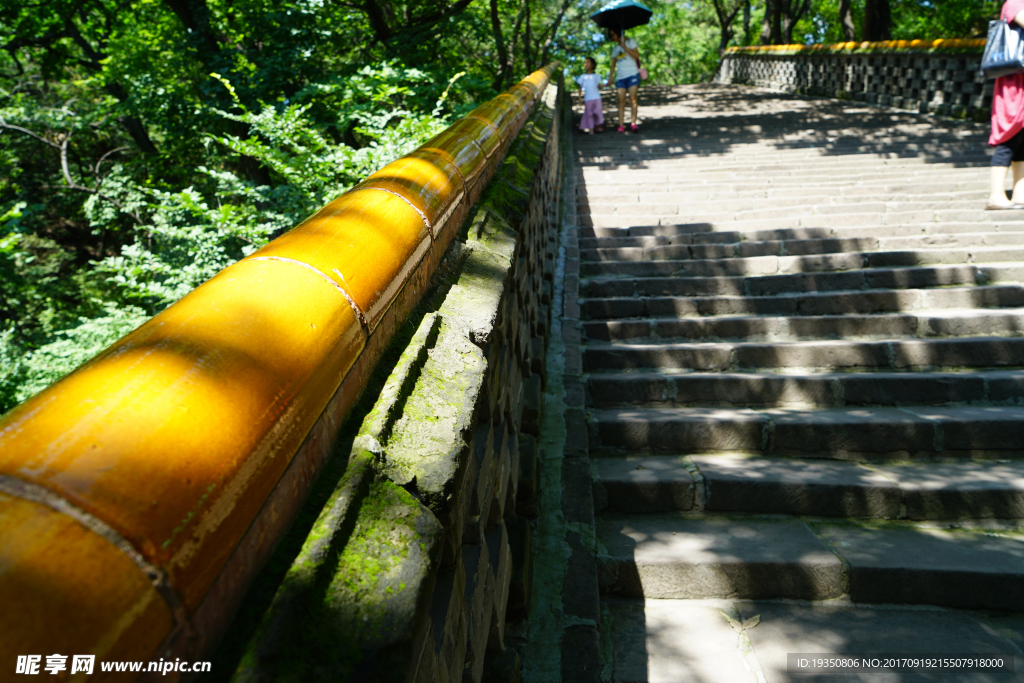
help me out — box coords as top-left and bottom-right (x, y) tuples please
(581, 263), (1005, 299)
(593, 454), (1024, 520)
(580, 210), (1024, 230)
(587, 370), (1024, 408)
(580, 230), (1024, 256)
(579, 247), (1024, 279)
(602, 598), (1024, 683)
(582, 236), (882, 263)
(582, 189), (990, 209)
(597, 514), (1024, 609)
(584, 336), (1024, 373)
(585, 309), (1024, 344)
(592, 405), (1024, 459)
(577, 165), (986, 186)
(582, 288), (1024, 322)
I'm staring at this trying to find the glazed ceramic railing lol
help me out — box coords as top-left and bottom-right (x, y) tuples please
(717, 39), (989, 119)
(0, 64), (556, 670)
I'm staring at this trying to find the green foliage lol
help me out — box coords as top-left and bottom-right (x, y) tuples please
(890, 0), (998, 40)
(0, 50), (461, 415)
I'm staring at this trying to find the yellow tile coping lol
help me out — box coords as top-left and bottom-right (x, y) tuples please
(726, 38), (986, 54)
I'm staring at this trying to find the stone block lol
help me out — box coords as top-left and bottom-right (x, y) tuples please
(598, 516), (843, 600)
(486, 523), (512, 650)
(766, 407), (936, 458)
(505, 515), (532, 621)
(560, 625), (600, 683)
(694, 454), (900, 517)
(515, 434), (538, 518)
(488, 423), (512, 527)
(520, 372), (543, 436)
(816, 524), (1024, 610)
(594, 456), (695, 513)
(462, 545), (493, 683)
(429, 564), (468, 683)
(562, 457), (595, 526)
(595, 407), (767, 453)
(464, 425), (495, 546)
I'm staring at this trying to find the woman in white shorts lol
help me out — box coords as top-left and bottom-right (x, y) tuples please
(605, 27), (641, 132)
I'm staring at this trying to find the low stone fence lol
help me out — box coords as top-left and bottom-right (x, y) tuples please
(231, 77), (566, 682)
(0, 65), (564, 682)
(715, 41), (990, 120)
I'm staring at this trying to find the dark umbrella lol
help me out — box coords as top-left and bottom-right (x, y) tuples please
(590, 0), (653, 31)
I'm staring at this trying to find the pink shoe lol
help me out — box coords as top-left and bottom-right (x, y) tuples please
(630, 123), (639, 131)
(617, 125), (625, 133)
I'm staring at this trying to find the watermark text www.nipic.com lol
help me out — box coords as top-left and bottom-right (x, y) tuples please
(16, 655), (212, 676)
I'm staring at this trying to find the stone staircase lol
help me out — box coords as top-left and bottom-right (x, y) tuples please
(573, 84), (1024, 682)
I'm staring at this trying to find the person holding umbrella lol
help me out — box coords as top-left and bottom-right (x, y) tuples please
(605, 27), (642, 132)
(591, 0), (652, 133)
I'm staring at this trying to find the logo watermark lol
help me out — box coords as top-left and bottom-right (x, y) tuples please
(16, 655), (211, 676)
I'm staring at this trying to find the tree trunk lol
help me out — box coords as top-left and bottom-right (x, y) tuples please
(539, 0), (572, 67)
(489, 0), (510, 91)
(523, 1), (533, 73)
(839, 0), (856, 40)
(743, 0), (752, 45)
(863, 0), (892, 41)
(781, 0), (810, 44)
(760, 0), (773, 44)
(772, 0), (783, 44)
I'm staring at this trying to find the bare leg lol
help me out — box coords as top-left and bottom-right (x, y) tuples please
(1011, 161), (1024, 203)
(617, 88), (626, 128)
(628, 84), (639, 125)
(990, 165), (1013, 207)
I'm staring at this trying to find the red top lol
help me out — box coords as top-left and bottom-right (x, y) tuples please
(990, 0), (1024, 145)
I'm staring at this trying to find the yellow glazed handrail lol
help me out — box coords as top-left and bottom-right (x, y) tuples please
(726, 38), (986, 53)
(0, 64), (557, 671)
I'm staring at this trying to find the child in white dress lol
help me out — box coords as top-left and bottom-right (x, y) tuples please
(576, 57), (604, 134)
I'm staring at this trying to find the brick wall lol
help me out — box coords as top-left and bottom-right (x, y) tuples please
(715, 51), (990, 120)
(224, 77), (566, 683)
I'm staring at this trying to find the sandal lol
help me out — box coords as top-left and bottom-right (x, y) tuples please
(985, 202), (1024, 210)
(631, 123), (639, 131)
(617, 125), (625, 133)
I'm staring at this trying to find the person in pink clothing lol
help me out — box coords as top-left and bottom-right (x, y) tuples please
(576, 57), (605, 134)
(988, 0), (1024, 208)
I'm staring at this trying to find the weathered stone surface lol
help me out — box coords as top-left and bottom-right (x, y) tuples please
(598, 516), (843, 600)
(694, 454), (901, 517)
(873, 461), (1024, 519)
(429, 564), (468, 683)
(586, 342), (733, 372)
(814, 523), (1024, 610)
(605, 599), (760, 683)
(595, 407), (768, 453)
(764, 407), (937, 458)
(505, 515), (532, 621)
(738, 601), (1020, 683)
(563, 530), (600, 623)
(593, 456), (695, 513)
(560, 625), (601, 683)
(486, 523), (512, 650)
(562, 457), (595, 525)
(462, 545), (493, 683)
(903, 406), (1024, 453)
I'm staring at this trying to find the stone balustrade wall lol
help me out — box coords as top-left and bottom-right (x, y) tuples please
(0, 65), (564, 683)
(716, 47), (990, 120)
(229, 77), (566, 682)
